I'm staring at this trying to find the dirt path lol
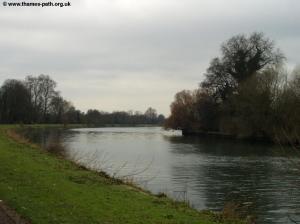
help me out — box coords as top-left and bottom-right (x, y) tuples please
(0, 201), (29, 224)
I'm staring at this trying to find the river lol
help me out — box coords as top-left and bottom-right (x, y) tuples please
(20, 126), (300, 224)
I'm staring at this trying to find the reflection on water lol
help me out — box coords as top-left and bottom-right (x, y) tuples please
(20, 127), (300, 224)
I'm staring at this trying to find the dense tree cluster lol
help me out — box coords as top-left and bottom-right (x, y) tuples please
(0, 75), (165, 125)
(85, 107), (165, 125)
(165, 32), (300, 143)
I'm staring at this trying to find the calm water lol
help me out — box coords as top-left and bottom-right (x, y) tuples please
(21, 127), (300, 224)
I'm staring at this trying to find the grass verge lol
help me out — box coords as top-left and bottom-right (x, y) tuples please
(0, 125), (244, 224)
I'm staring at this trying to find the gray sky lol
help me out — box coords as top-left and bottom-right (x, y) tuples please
(0, 0), (299, 115)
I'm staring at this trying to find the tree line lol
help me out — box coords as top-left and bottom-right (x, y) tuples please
(165, 32), (300, 143)
(0, 75), (165, 125)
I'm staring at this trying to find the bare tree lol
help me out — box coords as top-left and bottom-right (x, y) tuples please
(144, 107), (157, 123)
(39, 75), (57, 121)
(165, 90), (198, 130)
(25, 75), (43, 120)
(25, 74), (57, 122)
(202, 32), (285, 101)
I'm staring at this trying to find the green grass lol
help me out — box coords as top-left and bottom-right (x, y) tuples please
(0, 125), (241, 224)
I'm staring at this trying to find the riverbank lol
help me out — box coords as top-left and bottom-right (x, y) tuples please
(181, 129), (273, 143)
(0, 125), (245, 224)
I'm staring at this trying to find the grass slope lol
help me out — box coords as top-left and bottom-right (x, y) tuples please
(0, 126), (223, 224)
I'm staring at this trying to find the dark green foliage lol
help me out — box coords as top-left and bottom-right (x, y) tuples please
(0, 80), (33, 123)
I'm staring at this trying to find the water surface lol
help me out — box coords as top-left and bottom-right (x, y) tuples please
(21, 127), (300, 224)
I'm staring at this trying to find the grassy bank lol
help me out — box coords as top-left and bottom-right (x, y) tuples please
(0, 125), (243, 224)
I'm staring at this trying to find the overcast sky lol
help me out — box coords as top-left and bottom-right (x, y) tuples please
(0, 0), (299, 115)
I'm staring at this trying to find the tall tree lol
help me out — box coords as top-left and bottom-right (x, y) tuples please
(0, 79), (32, 123)
(25, 74), (57, 122)
(144, 107), (157, 123)
(165, 90), (198, 130)
(201, 32), (284, 101)
(39, 75), (57, 121)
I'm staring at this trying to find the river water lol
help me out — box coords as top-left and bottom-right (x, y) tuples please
(21, 127), (300, 224)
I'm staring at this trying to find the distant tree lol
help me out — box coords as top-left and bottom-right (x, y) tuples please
(49, 94), (64, 123)
(127, 110), (133, 116)
(144, 107), (157, 123)
(25, 74), (57, 122)
(39, 75), (57, 121)
(202, 32), (284, 101)
(0, 75), (168, 126)
(111, 111), (129, 124)
(134, 111), (142, 116)
(0, 79), (32, 123)
(157, 114), (165, 124)
(49, 94), (78, 124)
(165, 90), (198, 130)
(64, 105), (83, 124)
(25, 75), (43, 120)
(85, 109), (102, 125)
